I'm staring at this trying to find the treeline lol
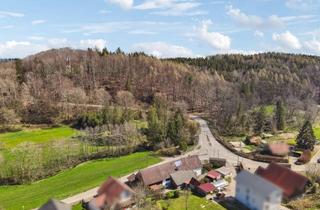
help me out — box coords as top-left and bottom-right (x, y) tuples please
(0, 49), (319, 134)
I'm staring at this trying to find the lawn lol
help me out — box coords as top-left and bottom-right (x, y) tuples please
(0, 126), (78, 147)
(0, 152), (161, 210)
(314, 126), (320, 140)
(157, 193), (226, 210)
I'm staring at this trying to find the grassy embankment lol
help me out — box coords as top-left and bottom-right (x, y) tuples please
(0, 126), (77, 148)
(0, 152), (161, 210)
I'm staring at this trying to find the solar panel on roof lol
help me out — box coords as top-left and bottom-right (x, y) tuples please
(174, 160), (182, 167)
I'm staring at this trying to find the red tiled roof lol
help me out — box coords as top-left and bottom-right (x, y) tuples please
(198, 183), (215, 193)
(98, 176), (134, 204)
(136, 155), (202, 186)
(207, 170), (221, 179)
(255, 163), (309, 198)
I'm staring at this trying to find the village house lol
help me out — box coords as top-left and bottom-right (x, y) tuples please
(133, 155), (202, 189)
(197, 183), (215, 197)
(216, 166), (233, 177)
(86, 176), (135, 210)
(255, 162), (310, 199)
(170, 170), (196, 189)
(236, 170), (283, 210)
(39, 199), (71, 210)
(206, 170), (221, 182)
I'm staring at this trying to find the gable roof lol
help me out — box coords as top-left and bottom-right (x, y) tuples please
(39, 199), (71, 210)
(255, 163), (309, 198)
(236, 170), (282, 196)
(137, 155), (201, 186)
(216, 166), (233, 176)
(170, 170), (196, 186)
(207, 170), (221, 179)
(98, 176), (134, 204)
(198, 183), (215, 193)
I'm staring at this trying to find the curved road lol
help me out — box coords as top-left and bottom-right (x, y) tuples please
(191, 116), (268, 171)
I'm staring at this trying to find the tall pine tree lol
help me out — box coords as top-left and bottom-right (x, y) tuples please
(296, 121), (316, 151)
(275, 100), (285, 130)
(254, 106), (267, 134)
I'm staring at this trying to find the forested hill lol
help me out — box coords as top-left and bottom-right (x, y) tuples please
(169, 53), (320, 104)
(0, 48), (319, 131)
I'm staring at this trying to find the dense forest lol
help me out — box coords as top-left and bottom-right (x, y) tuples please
(1, 48), (320, 134)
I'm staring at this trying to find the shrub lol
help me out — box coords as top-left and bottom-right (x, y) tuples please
(165, 191), (175, 199)
(157, 147), (180, 157)
(173, 190), (180, 198)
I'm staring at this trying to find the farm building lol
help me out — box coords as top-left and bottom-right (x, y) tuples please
(134, 155), (202, 188)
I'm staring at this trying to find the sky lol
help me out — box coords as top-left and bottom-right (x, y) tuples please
(0, 0), (320, 58)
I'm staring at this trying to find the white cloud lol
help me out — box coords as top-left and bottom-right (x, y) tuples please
(226, 5), (284, 28)
(48, 38), (69, 47)
(195, 20), (231, 50)
(0, 11), (24, 18)
(1, 25), (14, 29)
(28, 36), (45, 41)
(107, 0), (133, 9)
(0, 41), (47, 58)
(272, 31), (302, 49)
(134, 0), (204, 16)
(79, 39), (107, 50)
(129, 30), (156, 35)
(132, 41), (195, 58)
(254, 30), (264, 38)
(31, 20), (46, 25)
(304, 39), (320, 54)
(226, 5), (316, 29)
(286, 0), (320, 10)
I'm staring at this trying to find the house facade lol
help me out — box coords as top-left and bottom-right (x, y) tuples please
(236, 170), (282, 210)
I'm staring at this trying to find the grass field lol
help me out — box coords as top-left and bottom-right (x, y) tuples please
(0, 126), (78, 147)
(314, 126), (320, 139)
(157, 193), (226, 210)
(0, 152), (161, 210)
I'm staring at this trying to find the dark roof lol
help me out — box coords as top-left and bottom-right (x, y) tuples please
(39, 199), (71, 210)
(189, 177), (201, 186)
(170, 170), (196, 186)
(207, 170), (221, 179)
(137, 155), (202, 186)
(98, 176), (134, 204)
(255, 163), (309, 198)
(198, 183), (215, 193)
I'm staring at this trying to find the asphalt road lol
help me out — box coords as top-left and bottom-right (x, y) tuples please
(191, 117), (268, 171)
